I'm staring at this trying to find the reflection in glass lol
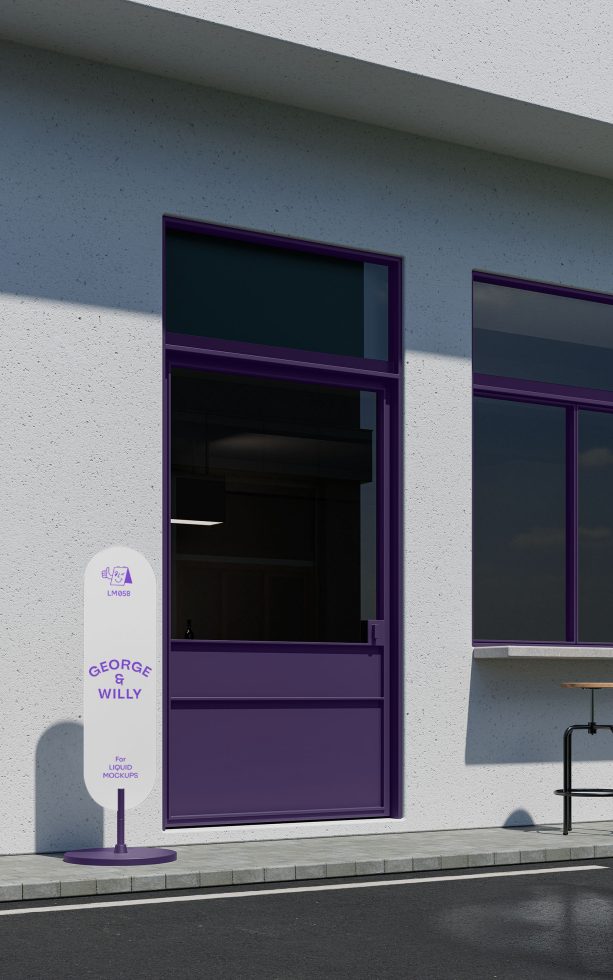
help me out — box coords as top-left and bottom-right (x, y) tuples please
(171, 370), (378, 641)
(579, 411), (613, 642)
(363, 263), (389, 360)
(473, 281), (613, 390)
(165, 229), (389, 361)
(473, 397), (566, 642)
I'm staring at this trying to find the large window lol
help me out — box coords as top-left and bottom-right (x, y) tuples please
(473, 273), (613, 645)
(171, 370), (378, 643)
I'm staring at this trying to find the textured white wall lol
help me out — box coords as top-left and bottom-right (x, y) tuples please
(2, 41), (613, 854)
(140, 0), (613, 123)
(2, 4), (612, 181)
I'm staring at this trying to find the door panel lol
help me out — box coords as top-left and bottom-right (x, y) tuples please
(169, 700), (384, 822)
(170, 643), (383, 699)
(166, 367), (391, 826)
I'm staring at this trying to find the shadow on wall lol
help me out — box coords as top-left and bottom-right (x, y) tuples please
(35, 721), (103, 853)
(465, 660), (613, 764)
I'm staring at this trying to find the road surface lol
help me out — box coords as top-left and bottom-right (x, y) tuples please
(1, 861), (612, 978)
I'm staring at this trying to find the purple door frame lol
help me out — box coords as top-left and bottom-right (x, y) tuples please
(162, 217), (402, 828)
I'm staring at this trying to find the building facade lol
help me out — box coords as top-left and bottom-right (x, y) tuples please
(2, 2), (613, 854)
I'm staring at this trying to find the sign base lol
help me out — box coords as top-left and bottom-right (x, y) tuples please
(64, 791), (176, 866)
(64, 847), (177, 866)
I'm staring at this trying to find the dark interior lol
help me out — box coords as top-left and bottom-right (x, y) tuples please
(171, 369), (378, 642)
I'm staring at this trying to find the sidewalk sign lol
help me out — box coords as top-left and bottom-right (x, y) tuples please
(64, 547), (176, 866)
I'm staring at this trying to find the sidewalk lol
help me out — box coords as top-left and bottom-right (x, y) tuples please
(2, 821), (613, 902)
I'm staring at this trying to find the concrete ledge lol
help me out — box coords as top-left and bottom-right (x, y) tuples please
(474, 646), (613, 659)
(2, 822), (612, 903)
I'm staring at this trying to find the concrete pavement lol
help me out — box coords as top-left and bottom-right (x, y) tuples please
(3, 820), (613, 901)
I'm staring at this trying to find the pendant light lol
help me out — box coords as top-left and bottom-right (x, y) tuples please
(171, 475), (225, 526)
(171, 414), (225, 526)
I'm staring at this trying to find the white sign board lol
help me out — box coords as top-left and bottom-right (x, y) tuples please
(84, 547), (156, 810)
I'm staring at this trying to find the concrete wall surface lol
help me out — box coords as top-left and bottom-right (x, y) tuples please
(2, 41), (613, 854)
(142, 0), (613, 123)
(2, 4), (613, 181)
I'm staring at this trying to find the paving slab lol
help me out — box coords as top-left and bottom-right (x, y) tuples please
(295, 863), (327, 880)
(2, 820), (613, 901)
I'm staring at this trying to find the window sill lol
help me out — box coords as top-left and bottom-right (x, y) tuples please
(474, 646), (613, 660)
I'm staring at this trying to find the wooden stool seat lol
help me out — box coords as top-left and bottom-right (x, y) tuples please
(562, 683), (613, 689)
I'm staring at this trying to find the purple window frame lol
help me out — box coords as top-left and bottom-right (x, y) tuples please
(473, 269), (613, 647)
(162, 216), (403, 826)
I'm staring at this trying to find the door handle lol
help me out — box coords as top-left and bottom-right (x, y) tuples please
(367, 620), (385, 645)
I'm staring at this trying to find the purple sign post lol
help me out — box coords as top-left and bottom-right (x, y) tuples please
(64, 547), (176, 865)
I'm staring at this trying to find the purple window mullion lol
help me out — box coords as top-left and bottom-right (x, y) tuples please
(474, 373), (613, 411)
(566, 406), (579, 644)
(474, 270), (613, 309)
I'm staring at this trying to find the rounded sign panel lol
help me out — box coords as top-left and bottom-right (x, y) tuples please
(84, 547), (156, 810)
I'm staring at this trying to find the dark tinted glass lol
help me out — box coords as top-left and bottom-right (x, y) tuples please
(473, 397), (566, 642)
(171, 370), (378, 641)
(474, 281), (613, 391)
(579, 410), (613, 642)
(166, 229), (389, 360)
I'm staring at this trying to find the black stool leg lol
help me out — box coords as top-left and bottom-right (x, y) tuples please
(563, 726), (575, 835)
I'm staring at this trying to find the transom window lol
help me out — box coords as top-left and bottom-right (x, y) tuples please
(473, 273), (613, 645)
(165, 223), (391, 363)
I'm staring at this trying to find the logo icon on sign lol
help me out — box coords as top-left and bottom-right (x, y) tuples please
(101, 566), (133, 586)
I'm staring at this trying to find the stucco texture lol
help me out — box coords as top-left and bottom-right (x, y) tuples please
(143, 0), (613, 123)
(2, 41), (613, 854)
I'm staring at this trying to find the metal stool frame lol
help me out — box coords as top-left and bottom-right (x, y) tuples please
(554, 688), (613, 835)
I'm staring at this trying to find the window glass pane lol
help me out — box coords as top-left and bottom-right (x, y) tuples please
(166, 229), (389, 361)
(171, 370), (378, 642)
(473, 397), (566, 642)
(579, 410), (613, 642)
(474, 281), (613, 390)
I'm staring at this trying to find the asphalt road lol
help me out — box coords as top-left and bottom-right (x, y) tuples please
(2, 862), (613, 979)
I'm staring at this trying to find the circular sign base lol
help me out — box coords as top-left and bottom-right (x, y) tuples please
(64, 847), (177, 866)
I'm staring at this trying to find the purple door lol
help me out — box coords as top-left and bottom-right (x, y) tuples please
(164, 364), (398, 826)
